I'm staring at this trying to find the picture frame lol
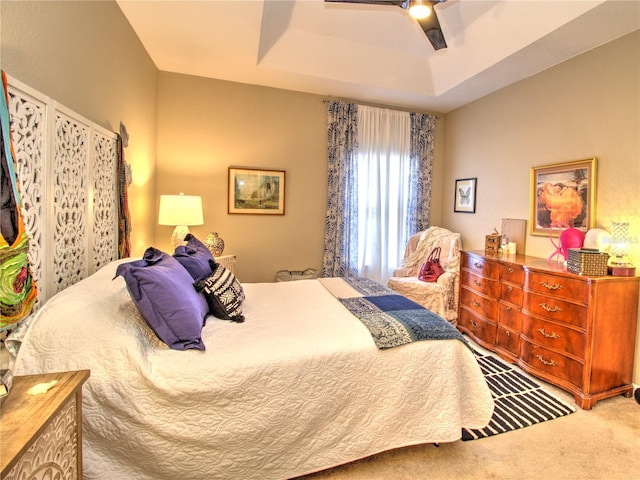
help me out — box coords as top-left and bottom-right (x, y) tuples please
(530, 157), (597, 236)
(228, 167), (286, 215)
(454, 178), (477, 213)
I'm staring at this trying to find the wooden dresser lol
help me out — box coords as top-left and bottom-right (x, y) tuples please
(1, 370), (90, 479)
(458, 250), (639, 409)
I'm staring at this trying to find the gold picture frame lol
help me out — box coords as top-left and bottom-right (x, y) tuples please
(530, 158), (597, 236)
(228, 167), (286, 215)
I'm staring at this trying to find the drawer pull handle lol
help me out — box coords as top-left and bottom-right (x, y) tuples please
(535, 354), (559, 367)
(473, 280), (482, 287)
(507, 285), (513, 292)
(474, 262), (483, 270)
(508, 267), (514, 273)
(505, 330), (511, 337)
(540, 281), (562, 291)
(537, 328), (560, 339)
(471, 320), (479, 328)
(472, 299), (481, 307)
(539, 302), (562, 313)
(505, 306), (512, 311)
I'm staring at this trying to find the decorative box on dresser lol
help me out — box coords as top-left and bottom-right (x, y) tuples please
(458, 250), (639, 410)
(1, 370), (90, 480)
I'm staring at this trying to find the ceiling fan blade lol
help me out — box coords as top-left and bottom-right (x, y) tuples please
(324, 0), (448, 50)
(416, 4), (447, 50)
(324, 0), (405, 6)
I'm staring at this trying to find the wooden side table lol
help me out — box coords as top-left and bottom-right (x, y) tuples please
(1, 370), (90, 479)
(216, 254), (236, 274)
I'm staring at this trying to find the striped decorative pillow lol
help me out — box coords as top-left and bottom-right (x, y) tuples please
(195, 264), (245, 322)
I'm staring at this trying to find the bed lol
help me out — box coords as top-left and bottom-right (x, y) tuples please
(13, 255), (493, 480)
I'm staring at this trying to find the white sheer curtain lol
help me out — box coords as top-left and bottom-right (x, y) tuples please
(357, 106), (411, 284)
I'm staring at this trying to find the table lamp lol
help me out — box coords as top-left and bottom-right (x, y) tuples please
(158, 193), (204, 248)
(608, 222), (635, 276)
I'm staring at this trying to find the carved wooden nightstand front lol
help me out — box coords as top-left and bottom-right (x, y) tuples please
(1, 370), (90, 480)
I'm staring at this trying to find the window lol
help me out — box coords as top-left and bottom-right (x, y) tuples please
(323, 101), (434, 284)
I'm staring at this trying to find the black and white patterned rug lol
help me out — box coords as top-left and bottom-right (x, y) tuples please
(462, 349), (576, 441)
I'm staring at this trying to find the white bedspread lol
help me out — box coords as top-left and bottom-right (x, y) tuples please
(14, 260), (493, 480)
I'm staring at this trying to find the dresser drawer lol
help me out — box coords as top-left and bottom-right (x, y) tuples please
(461, 269), (499, 297)
(500, 263), (524, 285)
(523, 292), (587, 329)
(521, 314), (585, 359)
(500, 282), (523, 307)
(459, 307), (498, 342)
(496, 325), (520, 358)
(520, 339), (583, 388)
(462, 254), (499, 279)
(460, 286), (498, 320)
(498, 301), (522, 331)
(525, 272), (588, 304)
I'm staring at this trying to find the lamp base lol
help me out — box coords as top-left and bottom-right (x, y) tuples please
(171, 225), (191, 249)
(608, 265), (636, 277)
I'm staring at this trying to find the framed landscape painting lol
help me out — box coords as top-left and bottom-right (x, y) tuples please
(530, 158), (597, 236)
(228, 167), (286, 215)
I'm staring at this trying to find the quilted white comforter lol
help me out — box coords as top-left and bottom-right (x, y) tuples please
(14, 260), (493, 480)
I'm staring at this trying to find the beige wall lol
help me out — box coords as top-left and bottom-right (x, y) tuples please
(156, 73), (328, 282)
(0, 0), (158, 256)
(442, 31), (640, 384)
(155, 72), (447, 282)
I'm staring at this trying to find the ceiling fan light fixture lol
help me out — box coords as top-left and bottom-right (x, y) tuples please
(408, 0), (431, 19)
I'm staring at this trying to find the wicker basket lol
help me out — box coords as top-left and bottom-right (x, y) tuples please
(567, 249), (609, 276)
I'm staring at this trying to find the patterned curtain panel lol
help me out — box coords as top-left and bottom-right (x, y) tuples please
(406, 112), (435, 235)
(322, 101), (359, 277)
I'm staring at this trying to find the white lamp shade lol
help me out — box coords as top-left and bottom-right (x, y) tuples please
(158, 194), (204, 226)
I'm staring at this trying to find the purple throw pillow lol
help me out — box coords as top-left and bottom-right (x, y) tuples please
(115, 247), (209, 351)
(173, 234), (217, 282)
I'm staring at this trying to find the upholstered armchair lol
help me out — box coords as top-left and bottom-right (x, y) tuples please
(386, 226), (461, 325)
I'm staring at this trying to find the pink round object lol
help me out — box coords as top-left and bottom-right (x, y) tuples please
(560, 228), (585, 260)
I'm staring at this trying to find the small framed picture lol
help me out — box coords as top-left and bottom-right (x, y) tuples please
(530, 158), (596, 236)
(454, 178), (477, 213)
(228, 167), (286, 215)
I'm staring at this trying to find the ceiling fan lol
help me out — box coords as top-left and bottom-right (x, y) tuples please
(324, 0), (448, 50)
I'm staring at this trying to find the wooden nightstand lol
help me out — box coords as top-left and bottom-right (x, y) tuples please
(1, 370), (90, 479)
(216, 254), (236, 274)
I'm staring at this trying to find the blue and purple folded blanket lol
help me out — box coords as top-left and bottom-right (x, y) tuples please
(320, 277), (465, 349)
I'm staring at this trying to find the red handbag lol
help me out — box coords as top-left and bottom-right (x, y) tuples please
(418, 246), (445, 282)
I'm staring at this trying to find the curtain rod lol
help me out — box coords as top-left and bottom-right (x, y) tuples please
(321, 97), (440, 119)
